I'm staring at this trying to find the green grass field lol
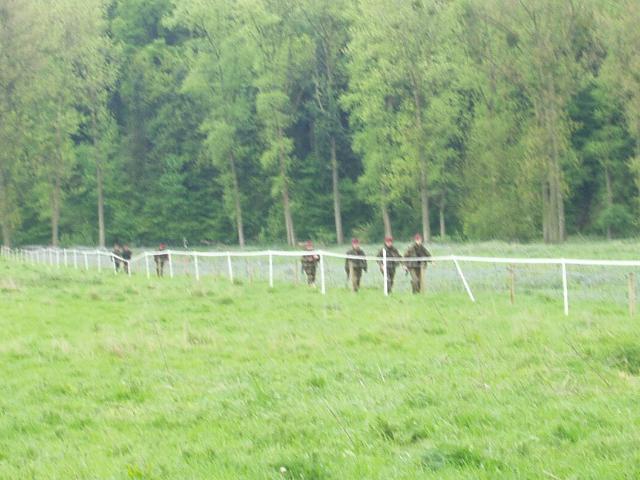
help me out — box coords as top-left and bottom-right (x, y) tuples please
(2, 253), (640, 479)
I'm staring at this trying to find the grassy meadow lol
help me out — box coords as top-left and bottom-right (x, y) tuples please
(2, 250), (640, 479)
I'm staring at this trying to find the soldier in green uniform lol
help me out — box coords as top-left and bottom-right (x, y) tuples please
(112, 243), (123, 272)
(345, 238), (367, 292)
(301, 240), (320, 286)
(377, 236), (402, 293)
(404, 233), (431, 293)
(122, 244), (132, 274)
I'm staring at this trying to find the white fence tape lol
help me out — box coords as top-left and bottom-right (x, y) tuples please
(3, 246), (640, 315)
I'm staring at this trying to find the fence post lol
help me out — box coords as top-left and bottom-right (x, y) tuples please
(561, 260), (569, 316)
(63, 249), (68, 267)
(48, 248), (53, 266)
(145, 253), (150, 279)
(383, 248), (388, 296)
(319, 252), (326, 295)
(113, 254), (118, 274)
(98, 252), (102, 272)
(227, 252), (233, 283)
(56, 249), (60, 268)
(127, 259), (131, 277)
(84, 252), (89, 270)
(453, 256), (476, 303)
(508, 264), (515, 305)
(73, 250), (78, 269)
(268, 251), (274, 288)
(194, 253), (200, 281)
(168, 252), (174, 278)
(628, 272), (636, 317)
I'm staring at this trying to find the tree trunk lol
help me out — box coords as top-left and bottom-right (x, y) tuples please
(546, 78), (565, 243)
(0, 168), (11, 247)
(51, 172), (61, 247)
(277, 127), (295, 246)
(439, 192), (446, 238)
(381, 194), (392, 238)
(330, 136), (344, 244)
(229, 152), (245, 248)
(412, 81), (430, 241)
(604, 164), (613, 240)
(92, 112), (106, 248)
(52, 120), (63, 247)
(542, 181), (550, 243)
(420, 167), (430, 241)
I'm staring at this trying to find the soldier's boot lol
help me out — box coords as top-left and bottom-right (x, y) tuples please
(352, 270), (361, 292)
(410, 269), (421, 294)
(387, 272), (395, 293)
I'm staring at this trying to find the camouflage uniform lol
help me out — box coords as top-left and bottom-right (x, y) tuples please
(122, 246), (132, 274)
(301, 253), (320, 285)
(345, 247), (367, 292)
(404, 242), (431, 293)
(112, 245), (122, 272)
(154, 245), (169, 277)
(377, 244), (402, 293)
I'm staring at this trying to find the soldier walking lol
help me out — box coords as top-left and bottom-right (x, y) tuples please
(345, 238), (367, 292)
(122, 244), (132, 274)
(154, 243), (169, 277)
(377, 236), (401, 293)
(301, 240), (320, 286)
(112, 243), (123, 272)
(404, 233), (431, 294)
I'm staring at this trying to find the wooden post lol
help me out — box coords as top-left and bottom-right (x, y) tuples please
(561, 260), (569, 316)
(194, 253), (200, 281)
(508, 264), (515, 305)
(145, 253), (150, 279)
(268, 252), (274, 288)
(420, 263), (426, 295)
(319, 253), (326, 295)
(628, 272), (636, 316)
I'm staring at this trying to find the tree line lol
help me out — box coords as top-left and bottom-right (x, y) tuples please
(1, 0), (639, 248)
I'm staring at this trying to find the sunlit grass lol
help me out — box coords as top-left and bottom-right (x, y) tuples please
(1, 258), (640, 478)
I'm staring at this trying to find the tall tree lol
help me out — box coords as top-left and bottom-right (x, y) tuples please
(75, 0), (119, 248)
(170, 0), (257, 248)
(241, 0), (312, 246)
(302, 0), (350, 244)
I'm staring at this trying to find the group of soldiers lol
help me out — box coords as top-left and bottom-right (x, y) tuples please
(302, 234), (432, 294)
(112, 243), (132, 274)
(113, 242), (169, 276)
(114, 236), (431, 289)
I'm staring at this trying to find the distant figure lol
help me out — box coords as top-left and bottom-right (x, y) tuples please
(377, 236), (401, 293)
(122, 244), (132, 274)
(112, 243), (123, 272)
(154, 243), (169, 277)
(404, 233), (431, 294)
(345, 238), (367, 292)
(301, 240), (320, 286)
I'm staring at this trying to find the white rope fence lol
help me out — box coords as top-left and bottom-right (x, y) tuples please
(2, 246), (639, 316)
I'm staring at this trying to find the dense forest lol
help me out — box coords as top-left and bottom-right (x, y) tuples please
(1, 0), (639, 248)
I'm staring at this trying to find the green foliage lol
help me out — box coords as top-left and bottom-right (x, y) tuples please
(3, 0), (640, 247)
